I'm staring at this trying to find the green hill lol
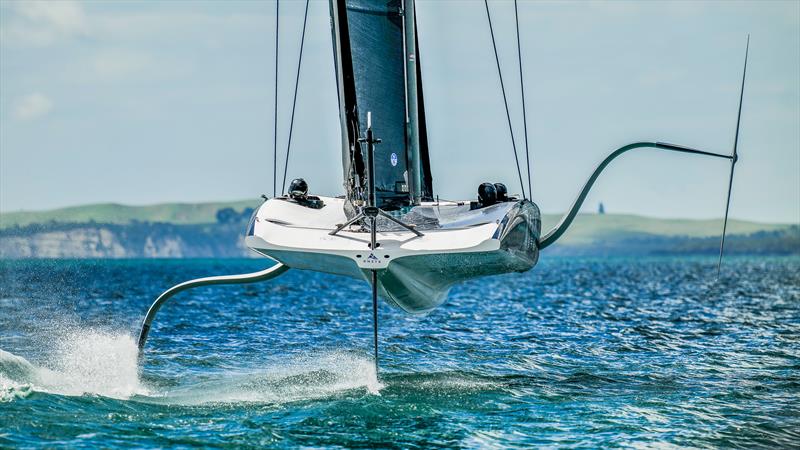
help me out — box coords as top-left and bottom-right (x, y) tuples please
(540, 213), (791, 246)
(0, 200), (259, 229)
(0, 200), (796, 257)
(1, 200), (795, 249)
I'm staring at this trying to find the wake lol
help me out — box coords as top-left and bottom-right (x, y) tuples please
(1, 328), (382, 404)
(150, 351), (383, 405)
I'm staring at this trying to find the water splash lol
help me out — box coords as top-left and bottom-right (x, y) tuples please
(0, 330), (146, 401)
(0, 350), (37, 402)
(1, 336), (382, 405)
(148, 351), (383, 406)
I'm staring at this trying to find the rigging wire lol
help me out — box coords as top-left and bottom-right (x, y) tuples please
(281, 0), (311, 194)
(272, 0), (280, 197)
(484, 0), (526, 200)
(717, 34), (749, 278)
(514, 0), (532, 199)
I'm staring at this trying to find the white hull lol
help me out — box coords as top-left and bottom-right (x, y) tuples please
(246, 196), (540, 313)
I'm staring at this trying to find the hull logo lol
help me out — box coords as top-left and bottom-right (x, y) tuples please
(362, 253), (381, 264)
(390, 153), (398, 167)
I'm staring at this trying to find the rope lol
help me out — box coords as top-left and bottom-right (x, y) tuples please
(514, 0), (532, 198)
(281, 0), (310, 194)
(272, 0), (280, 197)
(484, 0), (526, 200)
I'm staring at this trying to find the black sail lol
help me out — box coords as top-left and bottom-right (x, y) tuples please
(330, 0), (432, 209)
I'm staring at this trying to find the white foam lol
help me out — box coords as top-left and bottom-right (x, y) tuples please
(2, 331), (382, 405)
(0, 330), (146, 401)
(0, 373), (33, 402)
(0, 349), (39, 402)
(153, 351), (383, 406)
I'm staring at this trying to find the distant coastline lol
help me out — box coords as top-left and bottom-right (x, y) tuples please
(1, 201), (797, 258)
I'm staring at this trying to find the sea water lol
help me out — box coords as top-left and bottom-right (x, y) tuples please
(1, 257), (798, 448)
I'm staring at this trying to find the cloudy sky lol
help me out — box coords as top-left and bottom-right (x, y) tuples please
(1, 0), (798, 223)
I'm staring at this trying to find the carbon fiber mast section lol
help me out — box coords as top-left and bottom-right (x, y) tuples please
(137, 262), (289, 353)
(538, 142), (733, 250)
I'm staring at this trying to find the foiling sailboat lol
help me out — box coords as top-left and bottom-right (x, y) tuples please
(137, 0), (749, 373)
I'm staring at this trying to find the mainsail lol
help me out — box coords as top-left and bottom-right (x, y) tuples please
(330, 0), (432, 210)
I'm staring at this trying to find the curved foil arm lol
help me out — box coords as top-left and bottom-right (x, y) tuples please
(137, 262), (289, 351)
(538, 141), (733, 250)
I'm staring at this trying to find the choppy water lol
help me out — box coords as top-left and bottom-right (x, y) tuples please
(1, 257), (798, 448)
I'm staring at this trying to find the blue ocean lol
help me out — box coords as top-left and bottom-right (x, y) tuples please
(1, 257), (798, 448)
